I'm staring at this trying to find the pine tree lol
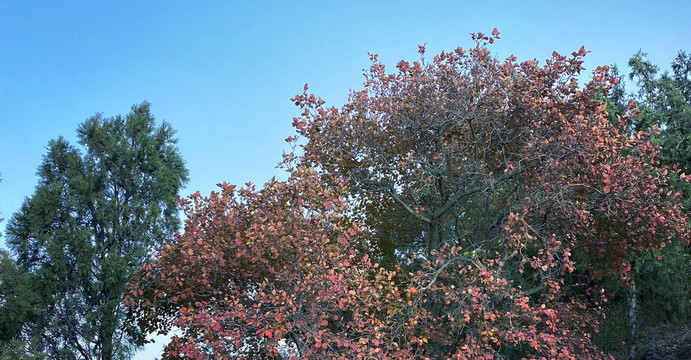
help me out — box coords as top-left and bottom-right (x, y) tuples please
(6, 103), (188, 360)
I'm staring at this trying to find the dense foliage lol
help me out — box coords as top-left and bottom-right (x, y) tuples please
(597, 50), (691, 357)
(4, 103), (188, 360)
(128, 32), (689, 359)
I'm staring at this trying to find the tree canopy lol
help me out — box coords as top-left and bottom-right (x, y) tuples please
(128, 32), (689, 359)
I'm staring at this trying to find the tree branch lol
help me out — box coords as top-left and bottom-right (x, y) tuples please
(387, 187), (432, 224)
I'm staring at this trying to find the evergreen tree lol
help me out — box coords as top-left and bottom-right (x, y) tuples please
(0, 249), (45, 359)
(5, 103), (188, 360)
(628, 51), (691, 180)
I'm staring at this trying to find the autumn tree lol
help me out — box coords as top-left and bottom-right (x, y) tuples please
(130, 32), (689, 359)
(291, 29), (689, 358)
(6, 103), (188, 360)
(127, 165), (405, 359)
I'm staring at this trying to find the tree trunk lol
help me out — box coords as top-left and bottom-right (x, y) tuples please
(628, 275), (638, 360)
(426, 219), (441, 253)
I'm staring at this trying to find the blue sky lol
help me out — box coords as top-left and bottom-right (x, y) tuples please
(1, 1), (689, 358)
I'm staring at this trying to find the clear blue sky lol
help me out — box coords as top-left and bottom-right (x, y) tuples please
(1, 1), (689, 358)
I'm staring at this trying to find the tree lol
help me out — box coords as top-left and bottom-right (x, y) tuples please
(627, 51), (691, 181)
(130, 32), (689, 359)
(295, 32), (687, 273)
(127, 165), (409, 359)
(600, 50), (691, 358)
(6, 103), (188, 360)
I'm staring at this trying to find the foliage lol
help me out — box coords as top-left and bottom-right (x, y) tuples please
(130, 32), (689, 359)
(5, 103), (188, 360)
(127, 166), (404, 358)
(634, 240), (690, 326)
(0, 250), (35, 340)
(598, 50), (691, 357)
(128, 165), (613, 359)
(294, 31), (688, 275)
(0, 250), (44, 359)
(628, 51), (691, 208)
(0, 338), (46, 360)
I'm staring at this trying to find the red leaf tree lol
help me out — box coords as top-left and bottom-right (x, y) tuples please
(126, 166), (408, 358)
(128, 31), (689, 359)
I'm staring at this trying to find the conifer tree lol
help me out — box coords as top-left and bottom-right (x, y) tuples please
(6, 103), (188, 360)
